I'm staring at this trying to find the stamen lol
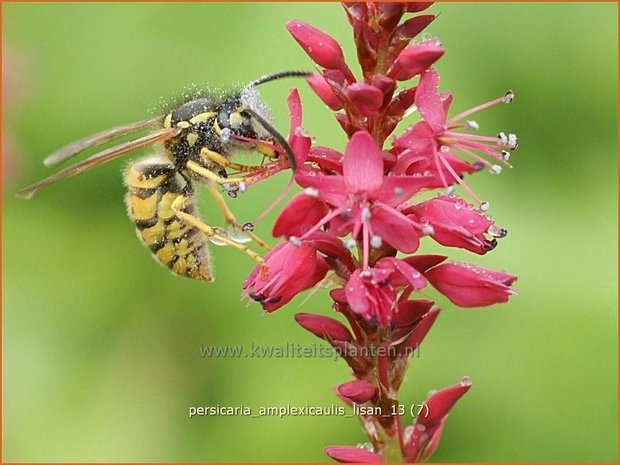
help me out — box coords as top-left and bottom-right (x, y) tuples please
(489, 164), (502, 175)
(497, 132), (509, 146)
(502, 90), (514, 103)
(448, 95), (506, 125)
(507, 133), (518, 150)
(465, 120), (479, 130)
(242, 222), (255, 231)
(438, 151), (482, 204)
(501, 150), (511, 161)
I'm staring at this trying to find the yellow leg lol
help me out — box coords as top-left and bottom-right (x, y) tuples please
(206, 184), (272, 251)
(201, 148), (263, 173)
(187, 160), (248, 185)
(171, 196), (264, 265)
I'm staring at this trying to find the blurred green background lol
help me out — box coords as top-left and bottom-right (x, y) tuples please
(2, 2), (617, 462)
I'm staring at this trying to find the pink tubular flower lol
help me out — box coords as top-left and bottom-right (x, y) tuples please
(243, 241), (328, 312)
(394, 68), (517, 205)
(387, 40), (445, 81)
(406, 195), (507, 254)
(291, 131), (432, 262)
(426, 262), (518, 307)
(286, 20), (354, 79)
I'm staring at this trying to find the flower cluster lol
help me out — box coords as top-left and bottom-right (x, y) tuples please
(243, 3), (518, 462)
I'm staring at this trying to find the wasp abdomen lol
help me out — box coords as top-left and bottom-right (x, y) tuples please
(125, 157), (213, 282)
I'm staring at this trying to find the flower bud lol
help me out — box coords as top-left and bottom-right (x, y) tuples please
(286, 20), (348, 71)
(387, 41), (445, 81)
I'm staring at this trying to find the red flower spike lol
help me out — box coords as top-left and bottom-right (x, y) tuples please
(387, 40), (445, 81)
(426, 262), (518, 307)
(273, 193), (329, 238)
(286, 20), (352, 78)
(307, 73), (344, 111)
(295, 312), (354, 342)
(243, 242), (328, 312)
(409, 195), (505, 254)
(336, 379), (377, 404)
(325, 446), (382, 463)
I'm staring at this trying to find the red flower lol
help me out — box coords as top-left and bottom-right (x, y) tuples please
(426, 262), (518, 307)
(243, 241), (328, 312)
(394, 68), (517, 205)
(387, 40), (444, 81)
(290, 131), (432, 263)
(286, 20), (354, 80)
(405, 378), (471, 462)
(336, 379), (377, 404)
(345, 257), (427, 326)
(406, 195), (507, 254)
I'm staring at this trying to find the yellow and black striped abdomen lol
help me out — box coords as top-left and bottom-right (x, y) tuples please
(125, 156), (213, 282)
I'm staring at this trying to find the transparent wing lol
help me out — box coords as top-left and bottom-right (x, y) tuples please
(17, 127), (181, 200)
(43, 116), (164, 167)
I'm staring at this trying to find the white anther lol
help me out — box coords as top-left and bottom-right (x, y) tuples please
(501, 150), (511, 161)
(465, 120), (479, 130)
(479, 201), (490, 212)
(489, 164), (502, 175)
(502, 90), (514, 103)
(508, 133), (518, 150)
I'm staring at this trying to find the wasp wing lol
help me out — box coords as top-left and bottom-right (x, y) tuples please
(17, 127), (181, 200)
(43, 116), (164, 168)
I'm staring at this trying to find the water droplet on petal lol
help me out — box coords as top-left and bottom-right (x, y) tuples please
(304, 187), (319, 197)
(370, 235), (383, 248)
(289, 236), (302, 246)
(487, 225), (508, 238)
(480, 201), (490, 212)
(460, 376), (473, 386)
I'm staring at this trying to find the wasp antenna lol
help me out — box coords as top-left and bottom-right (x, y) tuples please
(248, 70), (313, 88)
(244, 108), (297, 171)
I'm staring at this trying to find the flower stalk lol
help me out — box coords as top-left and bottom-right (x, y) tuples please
(243, 2), (518, 462)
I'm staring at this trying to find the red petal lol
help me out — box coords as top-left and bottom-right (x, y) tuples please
(286, 20), (348, 71)
(336, 379), (377, 404)
(420, 381), (471, 426)
(325, 446), (382, 463)
(371, 206), (420, 254)
(387, 41), (444, 81)
(272, 194), (328, 238)
(295, 313), (353, 342)
(343, 131), (384, 193)
(345, 82), (384, 117)
(415, 68), (446, 132)
(307, 73), (343, 110)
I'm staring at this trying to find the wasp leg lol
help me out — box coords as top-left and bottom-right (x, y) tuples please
(201, 147), (264, 174)
(206, 184), (272, 251)
(170, 195), (265, 266)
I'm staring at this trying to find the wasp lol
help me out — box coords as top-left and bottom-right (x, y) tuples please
(17, 70), (310, 282)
